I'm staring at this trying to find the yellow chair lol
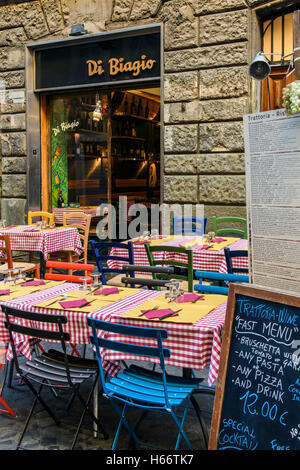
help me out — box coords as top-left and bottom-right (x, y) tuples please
(28, 211), (54, 227)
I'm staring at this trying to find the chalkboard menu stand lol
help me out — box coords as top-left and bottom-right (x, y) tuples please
(209, 283), (300, 451)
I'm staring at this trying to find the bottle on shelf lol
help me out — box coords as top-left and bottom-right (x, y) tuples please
(136, 144), (140, 159)
(145, 100), (149, 118)
(124, 120), (130, 136)
(137, 98), (142, 116)
(130, 96), (135, 115)
(131, 122), (136, 137)
(57, 190), (64, 208)
(123, 94), (128, 115)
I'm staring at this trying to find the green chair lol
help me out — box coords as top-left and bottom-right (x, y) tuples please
(145, 244), (194, 292)
(212, 216), (248, 239)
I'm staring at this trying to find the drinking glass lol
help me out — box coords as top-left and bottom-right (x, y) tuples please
(35, 221), (42, 231)
(151, 229), (159, 239)
(79, 276), (90, 291)
(3, 269), (15, 283)
(207, 231), (215, 243)
(42, 220), (47, 229)
(91, 273), (101, 289)
(142, 231), (150, 240)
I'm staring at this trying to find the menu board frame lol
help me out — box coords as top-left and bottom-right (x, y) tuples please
(208, 282), (300, 450)
(244, 110), (300, 295)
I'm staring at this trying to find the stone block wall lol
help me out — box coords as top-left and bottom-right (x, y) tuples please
(107, 0), (250, 229)
(0, 0), (287, 228)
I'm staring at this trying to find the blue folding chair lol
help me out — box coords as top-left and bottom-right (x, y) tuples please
(88, 318), (207, 450)
(173, 217), (207, 236)
(224, 248), (249, 274)
(194, 270), (249, 295)
(89, 240), (134, 285)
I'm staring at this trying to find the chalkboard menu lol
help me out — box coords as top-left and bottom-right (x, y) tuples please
(209, 283), (300, 450)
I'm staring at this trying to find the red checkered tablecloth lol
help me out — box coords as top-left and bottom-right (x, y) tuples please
(107, 236), (249, 274)
(0, 225), (83, 260)
(0, 284), (226, 386)
(53, 207), (99, 225)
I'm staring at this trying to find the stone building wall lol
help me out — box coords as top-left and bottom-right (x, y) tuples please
(0, 0), (292, 228)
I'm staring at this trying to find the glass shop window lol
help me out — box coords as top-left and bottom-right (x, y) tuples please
(48, 88), (160, 210)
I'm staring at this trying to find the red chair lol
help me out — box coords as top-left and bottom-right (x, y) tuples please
(0, 235), (40, 279)
(44, 261), (94, 283)
(0, 345), (16, 418)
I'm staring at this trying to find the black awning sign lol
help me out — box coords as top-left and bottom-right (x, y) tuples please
(35, 31), (160, 90)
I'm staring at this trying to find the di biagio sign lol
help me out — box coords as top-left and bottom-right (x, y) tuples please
(34, 30), (161, 91)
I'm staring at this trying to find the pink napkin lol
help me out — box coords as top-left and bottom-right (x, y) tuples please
(0, 289), (10, 295)
(141, 308), (179, 319)
(211, 238), (227, 242)
(133, 240), (150, 245)
(60, 299), (90, 309)
(94, 287), (119, 295)
(21, 280), (45, 286)
(175, 293), (204, 303)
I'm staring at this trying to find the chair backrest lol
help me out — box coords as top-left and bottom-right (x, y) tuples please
(45, 260), (95, 283)
(0, 235), (13, 269)
(173, 217), (207, 236)
(88, 317), (171, 406)
(194, 270), (249, 295)
(224, 248), (249, 274)
(63, 212), (92, 263)
(2, 305), (73, 383)
(121, 264), (175, 290)
(212, 216), (247, 238)
(89, 240), (134, 285)
(28, 211), (54, 227)
(145, 244), (194, 292)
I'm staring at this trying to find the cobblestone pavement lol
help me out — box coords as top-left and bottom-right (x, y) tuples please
(0, 345), (214, 451)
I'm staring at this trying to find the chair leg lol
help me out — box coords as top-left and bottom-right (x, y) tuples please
(7, 358), (14, 388)
(70, 374), (108, 450)
(16, 381), (59, 450)
(0, 395), (16, 418)
(190, 395), (209, 449)
(170, 401), (194, 451)
(109, 398), (142, 450)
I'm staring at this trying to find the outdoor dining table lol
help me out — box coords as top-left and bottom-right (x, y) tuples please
(0, 225), (83, 278)
(52, 207), (100, 225)
(107, 234), (249, 274)
(0, 279), (227, 387)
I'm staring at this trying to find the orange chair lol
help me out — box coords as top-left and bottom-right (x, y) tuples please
(0, 235), (40, 279)
(44, 260), (94, 283)
(44, 261), (95, 357)
(0, 345), (16, 418)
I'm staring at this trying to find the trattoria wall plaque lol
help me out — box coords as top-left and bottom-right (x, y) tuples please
(34, 30), (160, 91)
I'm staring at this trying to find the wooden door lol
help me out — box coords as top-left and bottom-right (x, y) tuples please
(261, 66), (295, 111)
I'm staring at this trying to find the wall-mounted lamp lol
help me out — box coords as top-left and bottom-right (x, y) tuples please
(69, 24), (87, 36)
(249, 52), (271, 80)
(93, 99), (103, 122)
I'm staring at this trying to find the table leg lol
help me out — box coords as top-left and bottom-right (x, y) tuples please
(182, 368), (193, 379)
(93, 379), (99, 438)
(39, 252), (45, 279)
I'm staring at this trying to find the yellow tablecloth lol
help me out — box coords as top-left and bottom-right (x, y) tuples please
(34, 287), (137, 312)
(0, 280), (62, 302)
(122, 293), (227, 324)
(181, 237), (241, 251)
